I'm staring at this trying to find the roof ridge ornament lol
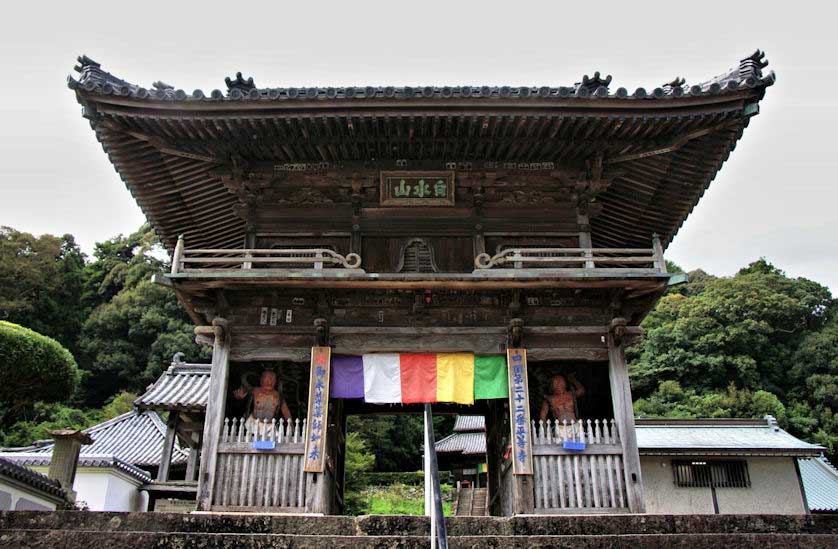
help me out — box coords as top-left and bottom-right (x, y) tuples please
(226, 72), (257, 93)
(74, 55), (100, 73)
(575, 72), (612, 95)
(740, 49), (769, 80)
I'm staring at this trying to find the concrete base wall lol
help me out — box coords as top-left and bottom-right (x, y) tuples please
(1, 511), (836, 548)
(641, 455), (807, 515)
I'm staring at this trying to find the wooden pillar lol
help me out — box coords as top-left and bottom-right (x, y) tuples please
(185, 444), (199, 482)
(303, 346), (332, 514)
(485, 400), (504, 516)
(157, 411), (180, 482)
(196, 319), (230, 511)
(607, 331), (645, 512)
(577, 204), (594, 269)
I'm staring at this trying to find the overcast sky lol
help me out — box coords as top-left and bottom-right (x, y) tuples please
(1, 2), (835, 291)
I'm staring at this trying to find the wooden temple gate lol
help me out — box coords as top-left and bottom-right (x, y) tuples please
(68, 51), (773, 516)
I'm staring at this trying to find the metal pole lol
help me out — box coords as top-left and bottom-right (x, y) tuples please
(424, 404), (448, 549)
(424, 412), (432, 516)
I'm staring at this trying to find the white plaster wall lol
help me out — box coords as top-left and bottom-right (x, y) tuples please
(641, 456), (807, 515)
(102, 472), (148, 512)
(30, 466), (148, 512)
(714, 457), (806, 514)
(0, 481), (59, 511)
(641, 456), (715, 514)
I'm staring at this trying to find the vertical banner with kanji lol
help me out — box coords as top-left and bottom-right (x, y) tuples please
(303, 346), (331, 473)
(507, 348), (533, 475)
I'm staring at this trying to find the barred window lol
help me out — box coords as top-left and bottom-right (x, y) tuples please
(672, 460), (750, 488)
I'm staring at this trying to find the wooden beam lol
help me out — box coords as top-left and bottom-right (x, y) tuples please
(604, 121), (739, 165)
(607, 331), (645, 513)
(195, 319), (230, 511)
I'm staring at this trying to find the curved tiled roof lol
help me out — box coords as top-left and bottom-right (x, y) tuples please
(68, 52), (774, 103)
(6, 411), (188, 468)
(135, 361), (211, 412)
(435, 432), (487, 456)
(634, 418), (824, 456)
(454, 415), (486, 433)
(0, 457), (67, 501)
(0, 453), (152, 484)
(67, 51), (774, 253)
(798, 456), (838, 512)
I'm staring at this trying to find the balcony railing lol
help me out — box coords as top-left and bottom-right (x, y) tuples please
(169, 235), (665, 276)
(474, 235), (666, 273)
(170, 236), (362, 274)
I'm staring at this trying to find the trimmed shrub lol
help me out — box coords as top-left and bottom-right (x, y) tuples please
(0, 321), (80, 406)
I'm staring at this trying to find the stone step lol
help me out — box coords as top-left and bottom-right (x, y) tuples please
(2, 529), (837, 549)
(2, 511), (836, 538)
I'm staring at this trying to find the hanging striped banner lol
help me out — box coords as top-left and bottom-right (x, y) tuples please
(330, 353), (508, 405)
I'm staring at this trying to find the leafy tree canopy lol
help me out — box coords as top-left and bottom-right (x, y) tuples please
(0, 227), (86, 352)
(630, 259), (836, 456)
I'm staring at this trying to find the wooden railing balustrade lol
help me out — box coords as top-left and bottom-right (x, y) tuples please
(531, 418), (628, 513)
(474, 235), (666, 273)
(170, 236), (362, 274)
(211, 417), (307, 511)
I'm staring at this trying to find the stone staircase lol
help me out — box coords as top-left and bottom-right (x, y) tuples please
(1, 511), (836, 548)
(453, 486), (488, 516)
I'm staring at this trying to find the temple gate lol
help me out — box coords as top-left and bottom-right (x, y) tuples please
(68, 51), (774, 515)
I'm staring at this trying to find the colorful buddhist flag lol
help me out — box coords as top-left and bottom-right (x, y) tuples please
(473, 355), (509, 399)
(329, 353), (509, 405)
(436, 353), (475, 405)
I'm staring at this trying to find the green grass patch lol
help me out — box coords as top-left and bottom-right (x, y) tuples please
(346, 482), (454, 516)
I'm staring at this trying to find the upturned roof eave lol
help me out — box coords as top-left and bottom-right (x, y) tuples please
(73, 89), (759, 117)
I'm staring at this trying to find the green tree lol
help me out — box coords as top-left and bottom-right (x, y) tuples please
(629, 260), (831, 398)
(78, 225), (208, 405)
(0, 227), (86, 353)
(630, 259), (836, 458)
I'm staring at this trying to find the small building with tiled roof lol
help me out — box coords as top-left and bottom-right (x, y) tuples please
(0, 409), (191, 511)
(0, 457), (69, 511)
(437, 415), (824, 515)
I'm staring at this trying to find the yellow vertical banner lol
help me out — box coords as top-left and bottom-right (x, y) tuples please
(507, 348), (533, 475)
(303, 347), (331, 473)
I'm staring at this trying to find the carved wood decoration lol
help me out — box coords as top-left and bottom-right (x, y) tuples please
(395, 238), (439, 273)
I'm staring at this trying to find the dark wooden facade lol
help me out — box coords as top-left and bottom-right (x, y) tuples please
(70, 51), (773, 515)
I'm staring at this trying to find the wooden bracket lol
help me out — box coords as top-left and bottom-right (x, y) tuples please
(212, 317), (229, 346)
(609, 317), (627, 347)
(314, 318), (330, 347)
(508, 318), (524, 347)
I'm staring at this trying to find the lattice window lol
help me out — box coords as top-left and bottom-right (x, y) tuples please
(672, 460), (751, 488)
(397, 238), (438, 273)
